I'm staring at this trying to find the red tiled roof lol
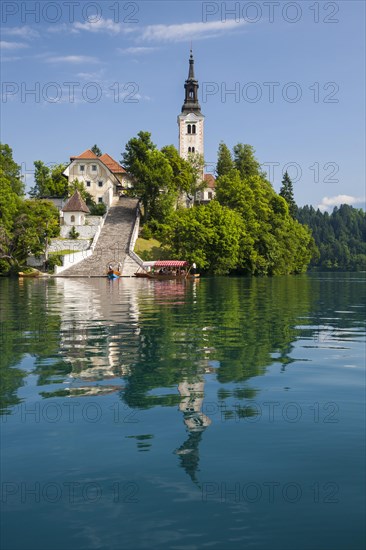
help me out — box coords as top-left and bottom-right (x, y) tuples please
(70, 149), (98, 160)
(204, 174), (216, 189)
(62, 190), (90, 213)
(99, 153), (126, 174)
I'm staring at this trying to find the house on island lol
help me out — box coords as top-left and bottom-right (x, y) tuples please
(198, 174), (216, 204)
(63, 150), (132, 208)
(61, 189), (90, 226)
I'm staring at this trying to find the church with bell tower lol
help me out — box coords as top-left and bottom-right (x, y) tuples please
(178, 50), (205, 161)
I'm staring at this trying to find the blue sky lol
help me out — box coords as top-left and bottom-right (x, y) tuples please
(1, 0), (365, 210)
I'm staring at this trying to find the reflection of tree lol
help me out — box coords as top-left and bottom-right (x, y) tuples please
(0, 278), (63, 413)
(122, 276), (317, 411)
(1, 274), (364, 419)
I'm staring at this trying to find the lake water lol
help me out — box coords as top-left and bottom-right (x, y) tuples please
(0, 274), (365, 550)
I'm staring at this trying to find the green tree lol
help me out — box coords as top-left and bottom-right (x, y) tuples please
(162, 200), (246, 274)
(122, 132), (176, 221)
(296, 204), (366, 270)
(216, 171), (315, 275)
(91, 144), (102, 157)
(0, 170), (21, 232)
(0, 200), (60, 272)
(216, 142), (234, 177)
(0, 143), (24, 196)
(30, 161), (68, 198)
(279, 171), (297, 217)
(161, 145), (196, 205)
(233, 143), (264, 180)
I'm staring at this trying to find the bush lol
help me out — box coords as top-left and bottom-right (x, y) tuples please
(45, 254), (63, 273)
(140, 224), (153, 239)
(69, 226), (79, 239)
(90, 203), (107, 216)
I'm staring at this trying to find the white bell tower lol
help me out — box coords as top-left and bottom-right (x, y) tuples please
(178, 50), (205, 161)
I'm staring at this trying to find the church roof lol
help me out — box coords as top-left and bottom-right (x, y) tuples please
(70, 149), (98, 160)
(62, 190), (90, 213)
(69, 150), (127, 175)
(99, 153), (126, 174)
(204, 174), (216, 189)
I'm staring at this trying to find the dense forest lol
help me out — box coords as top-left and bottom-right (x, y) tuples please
(297, 205), (366, 271)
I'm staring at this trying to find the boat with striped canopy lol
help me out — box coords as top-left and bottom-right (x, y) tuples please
(135, 260), (199, 280)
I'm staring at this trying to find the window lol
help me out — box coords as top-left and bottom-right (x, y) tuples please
(98, 198), (103, 203)
(80, 165), (85, 172)
(192, 124), (196, 134)
(208, 192), (213, 200)
(71, 215), (75, 223)
(187, 124), (191, 134)
(86, 181), (91, 187)
(98, 181), (103, 187)
(188, 147), (191, 153)
(192, 147), (195, 153)
(92, 165), (97, 172)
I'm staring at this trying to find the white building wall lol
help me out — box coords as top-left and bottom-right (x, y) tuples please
(63, 211), (86, 226)
(65, 160), (116, 207)
(178, 113), (204, 160)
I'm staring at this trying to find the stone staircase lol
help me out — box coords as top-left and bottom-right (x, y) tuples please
(58, 198), (141, 277)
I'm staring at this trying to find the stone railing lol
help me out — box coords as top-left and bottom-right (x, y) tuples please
(90, 213), (106, 252)
(127, 203), (144, 268)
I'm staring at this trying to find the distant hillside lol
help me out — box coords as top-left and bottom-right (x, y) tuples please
(297, 204), (366, 271)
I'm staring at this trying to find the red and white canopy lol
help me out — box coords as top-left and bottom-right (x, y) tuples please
(142, 260), (188, 268)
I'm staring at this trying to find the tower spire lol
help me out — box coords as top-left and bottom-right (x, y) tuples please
(182, 49), (201, 114)
(188, 48), (195, 80)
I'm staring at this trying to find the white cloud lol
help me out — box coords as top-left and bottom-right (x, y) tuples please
(46, 55), (99, 64)
(47, 18), (245, 43)
(0, 56), (22, 63)
(47, 23), (79, 34)
(2, 26), (39, 39)
(117, 47), (157, 55)
(76, 70), (105, 80)
(141, 20), (246, 42)
(318, 195), (366, 212)
(48, 18), (138, 36)
(0, 40), (29, 50)
(73, 18), (122, 34)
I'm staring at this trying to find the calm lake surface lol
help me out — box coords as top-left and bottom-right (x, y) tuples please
(0, 274), (365, 550)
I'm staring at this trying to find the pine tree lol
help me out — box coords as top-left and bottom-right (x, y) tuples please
(216, 142), (234, 177)
(91, 144), (102, 157)
(233, 143), (263, 180)
(279, 171), (297, 217)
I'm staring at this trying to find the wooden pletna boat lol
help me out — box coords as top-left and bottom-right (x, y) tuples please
(135, 260), (199, 280)
(107, 269), (121, 279)
(18, 269), (48, 278)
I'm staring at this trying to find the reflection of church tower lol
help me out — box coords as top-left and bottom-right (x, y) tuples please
(178, 50), (205, 161)
(174, 377), (211, 486)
